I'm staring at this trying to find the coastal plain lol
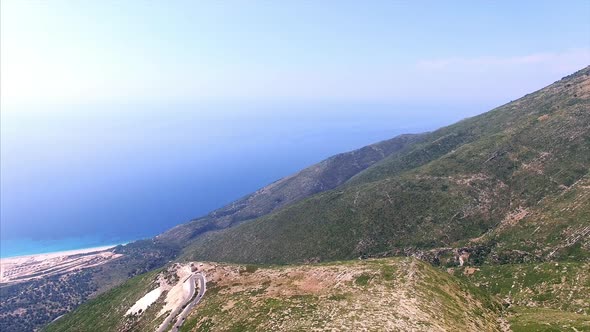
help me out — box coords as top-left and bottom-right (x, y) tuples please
(0, 246), (121, 285)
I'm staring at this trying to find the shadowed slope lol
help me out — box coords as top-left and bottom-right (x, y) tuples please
(158, 133), (423, 244)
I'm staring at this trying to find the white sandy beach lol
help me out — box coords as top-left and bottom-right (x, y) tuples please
(0, 245), (123, 284)
(1, 245), (118, 263)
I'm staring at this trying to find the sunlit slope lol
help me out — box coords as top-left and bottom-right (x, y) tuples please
(45, 258), (504, 332)
(185, 67), (590, 264)
(44, 262), (590, 331)
(43, 269), (165, 332)
(458, 262), (590, 331)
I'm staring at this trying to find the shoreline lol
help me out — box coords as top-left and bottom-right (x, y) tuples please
(0, 243), (127, 262)
(0, 243), (126, 284)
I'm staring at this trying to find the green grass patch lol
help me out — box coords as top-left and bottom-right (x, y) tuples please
(508, 307), (590, 332)
(355, 273), (372, 286)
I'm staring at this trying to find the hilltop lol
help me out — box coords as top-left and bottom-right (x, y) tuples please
(43, 259), (590, 331)
(45, 258), (506, 332)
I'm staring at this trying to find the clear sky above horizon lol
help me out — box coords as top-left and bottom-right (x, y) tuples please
(2, 0), (589, 108)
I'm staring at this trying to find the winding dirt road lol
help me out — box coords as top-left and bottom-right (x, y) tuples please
(156, 272), (206, 332)
(170, 273), (206, 332)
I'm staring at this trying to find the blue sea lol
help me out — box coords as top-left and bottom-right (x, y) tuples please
(0, 101), (491, 258)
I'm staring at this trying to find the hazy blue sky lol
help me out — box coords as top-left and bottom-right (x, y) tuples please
(2, 0), (589, 107)
(1, 1), (589, 256)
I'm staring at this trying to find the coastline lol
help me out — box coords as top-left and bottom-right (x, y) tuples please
(0, 238), (132, 259)
(0, 244), (126, 284)
(0, 244), (124, 263)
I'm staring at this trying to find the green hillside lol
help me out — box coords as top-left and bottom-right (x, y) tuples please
(42, 66), (590, 332)
(45, 261), (590, 332)
(44, 269), (165, 332)
(1, 114), (423, 332)
(183, 66), (590, 265)
(158, 133), (423, 245)
(458, 262), (590, 331)
(46, 258), (505, 332)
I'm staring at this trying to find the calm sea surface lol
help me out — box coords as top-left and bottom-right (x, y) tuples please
(0, 101), (489, 257)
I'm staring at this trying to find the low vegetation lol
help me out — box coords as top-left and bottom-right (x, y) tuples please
(508, 307), (590, 332)
(0, 239), (180, 332)
(46, 258), (505, 332)
(0, 271), (95, 332)
(16, 67), (590, 331)
(44, 269), (163, 332)
(184, 67), (590, 265)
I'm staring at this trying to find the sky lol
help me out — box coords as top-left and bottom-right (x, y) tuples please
(2, 0), (589, 107)
(1, 1), (590, 256)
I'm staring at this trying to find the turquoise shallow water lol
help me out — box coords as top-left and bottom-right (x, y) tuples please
(0, 236), (133, 258)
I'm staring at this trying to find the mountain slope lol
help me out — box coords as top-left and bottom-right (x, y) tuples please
(158, 133), (423, 244)
(45, 258), (504, 332)
(0, 110), (423, 332)
(12, 67), (590, 332)
(41, 66), (590, 332)
(458, 261), (590, 331)
(184, 66), (590, 264)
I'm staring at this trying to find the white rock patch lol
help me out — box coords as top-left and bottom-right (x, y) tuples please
(158, 265), (193, 316)
(125, 288), (162, 316)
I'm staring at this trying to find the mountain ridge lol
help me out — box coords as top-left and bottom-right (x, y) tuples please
(5, 66), (590, 332)
(181, 66), (590, 265)
(158, 133), (424, 244)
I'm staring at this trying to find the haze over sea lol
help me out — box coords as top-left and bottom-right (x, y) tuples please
(1, 101), (486, 258)
(3, 1), (589, 258)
